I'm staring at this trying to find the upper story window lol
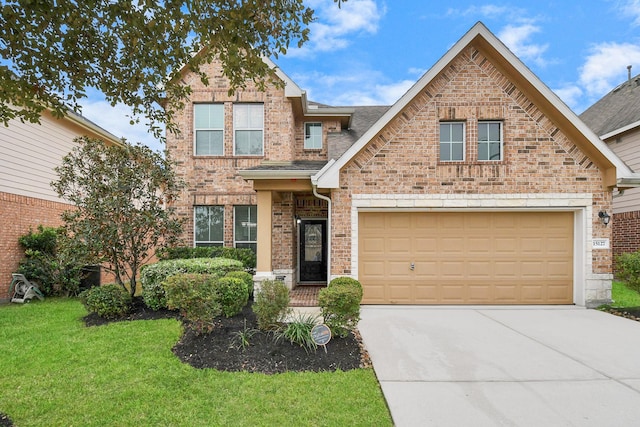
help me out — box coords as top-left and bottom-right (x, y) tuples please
(440, 122), (465, 161)
(194, 104), (224, 156)
(234, 104), (264, 156)
(478, 121), (502, 161)
(304, 122), (322, 149)
(194, 205), (224, 247)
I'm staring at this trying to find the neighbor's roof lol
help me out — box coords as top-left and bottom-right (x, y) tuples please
(580, 74), (640, 138)
(312, 21), (639, 189)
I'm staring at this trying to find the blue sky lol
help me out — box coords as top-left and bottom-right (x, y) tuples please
(81, 0), (640, 152)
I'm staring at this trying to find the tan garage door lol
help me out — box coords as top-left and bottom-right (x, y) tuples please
(359, 211), (573, 305)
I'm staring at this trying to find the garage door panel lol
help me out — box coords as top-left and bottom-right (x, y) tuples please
(359, 211), (573, 305)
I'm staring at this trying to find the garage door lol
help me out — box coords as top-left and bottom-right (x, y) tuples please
(359, 211), (573, 304)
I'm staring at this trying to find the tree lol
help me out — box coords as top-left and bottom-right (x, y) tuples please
(0, 0), (326, 138)
(52, 137), (184, 296)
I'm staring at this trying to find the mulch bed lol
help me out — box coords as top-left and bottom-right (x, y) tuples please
(83, 298), (370, 374)
(601, 306), (640, 321)
(0, 414), (13, 427)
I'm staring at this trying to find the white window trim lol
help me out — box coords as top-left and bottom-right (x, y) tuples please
(233, 103), (264, 156)
(304, 122), (323, 150)
(233, 205), (257, 250)
(478, 121), (503, 162)
(193, 104), (224, 156)
(439, 121), (466, 162)
(194, 205), (224, 247)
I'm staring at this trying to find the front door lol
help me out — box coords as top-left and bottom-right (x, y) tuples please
(299, 219), (327, 283)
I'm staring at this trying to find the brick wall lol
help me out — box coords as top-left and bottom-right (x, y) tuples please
(612, 211), (640, 272)
(0, 192), (69, 299)
(329, 45), (612, 276)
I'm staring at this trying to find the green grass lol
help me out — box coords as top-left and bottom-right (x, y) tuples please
(611, 281), (640, 308)
(0, 299), (391, 426)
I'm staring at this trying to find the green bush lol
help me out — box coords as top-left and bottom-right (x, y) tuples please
(158, 246), (256, 269)
(617, 251), (640, 294)
(253, 279), (290, 331)
(216, 276), (249, 318)
(163, 273), (221, 334)
(274, 312), (319, 353)
(17, 226), (88, 296)
(141, 258), (243, 310)
(318, 277), (363, 338)
(225, 271), (254, 298)
(79, 284), (132, 319)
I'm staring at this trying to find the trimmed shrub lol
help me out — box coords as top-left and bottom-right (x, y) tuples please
(141, 258), (243, 310)
(617, 251), (640, 294)
(225, 271), (254, 298)
(274, 312), (319, 353)
(79, 284), (132, 319)
(253, 279), (290, 331)
(216, 276), (249, 318)
(318, 277), (363, 338)
(163, 273), (221, 334)
(158, 246), (256, 269)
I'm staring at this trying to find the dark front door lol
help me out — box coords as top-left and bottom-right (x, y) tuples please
(299, 219), (327, 282)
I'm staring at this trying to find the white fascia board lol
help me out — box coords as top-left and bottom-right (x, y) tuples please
(312, 159), (338, 188)
(600, 120), (640, 141)
(262, 57), (303, 98)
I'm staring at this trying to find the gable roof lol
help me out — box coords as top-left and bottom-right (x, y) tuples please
(312, 22), (639, 189)
(579, 74), (640, 139)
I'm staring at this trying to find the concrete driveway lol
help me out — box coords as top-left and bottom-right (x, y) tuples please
(358, 306), (640, 426)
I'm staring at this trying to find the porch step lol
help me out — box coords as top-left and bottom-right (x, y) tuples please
(289, 285), (324, 307)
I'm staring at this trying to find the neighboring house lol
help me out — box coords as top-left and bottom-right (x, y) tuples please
(580, 71), (640, 268)
(167, 22), (639, 307)
(0, 109), (122, 301)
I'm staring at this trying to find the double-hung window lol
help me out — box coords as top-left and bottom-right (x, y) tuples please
(234, 205), (257, 253)
(304, 122), (322, 149)
(234, 104), (264, 155)
(194, 206), (224, 247)
(440, 122), (465, 161)
(478, 121), (502, 161)
(194, 104), (224, 155)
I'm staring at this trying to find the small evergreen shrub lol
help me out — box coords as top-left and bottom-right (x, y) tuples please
(141, 258), (243, 310)
(225, 271), (254, 298)
(158, 246), (256, 269)
(274, 312), (319, 353)
(318, 277), (363, 338)
(253, 279), (290, 331)
(79, 284), (132, 319)
(163, 273), (221, 334)
(617, 251), (640, 294)
(216, 276), (249, 318)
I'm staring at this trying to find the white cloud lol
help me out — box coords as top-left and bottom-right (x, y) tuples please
(447, 4), (510, 18)
(620, 0), (640, 26)
(81, 100), (164, 152)
(553, 85), (584, 111)
(292, 69), (412, 106)
(287, 0), (384, 57)
(498, 24), (549, 67)
(578, 42), (640, 97)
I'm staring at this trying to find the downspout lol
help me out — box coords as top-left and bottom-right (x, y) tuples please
(312, 184), (332, 284)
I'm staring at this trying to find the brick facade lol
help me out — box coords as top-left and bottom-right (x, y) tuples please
(0, 192), (69, 299)
(612, 211), (640, 272)
(330, 46), (612, 280)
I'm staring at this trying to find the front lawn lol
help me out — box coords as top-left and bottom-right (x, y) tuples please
(611, 281), (640, 308)
(0, 299), (391, 426)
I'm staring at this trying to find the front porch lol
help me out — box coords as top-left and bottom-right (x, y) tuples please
(289, 285), (323, 307)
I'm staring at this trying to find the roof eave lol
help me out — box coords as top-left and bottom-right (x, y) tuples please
(600, 119), (640, 140)
(239, 169), (318, 180)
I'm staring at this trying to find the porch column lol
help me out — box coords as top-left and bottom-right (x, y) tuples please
(255, 190), (272, 275)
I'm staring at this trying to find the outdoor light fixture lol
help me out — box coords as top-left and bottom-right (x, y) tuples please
(598, 211), (611, 226)
(295, 215), (301, 225)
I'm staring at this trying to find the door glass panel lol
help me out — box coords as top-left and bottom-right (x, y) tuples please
(304, 224), (322, 262)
